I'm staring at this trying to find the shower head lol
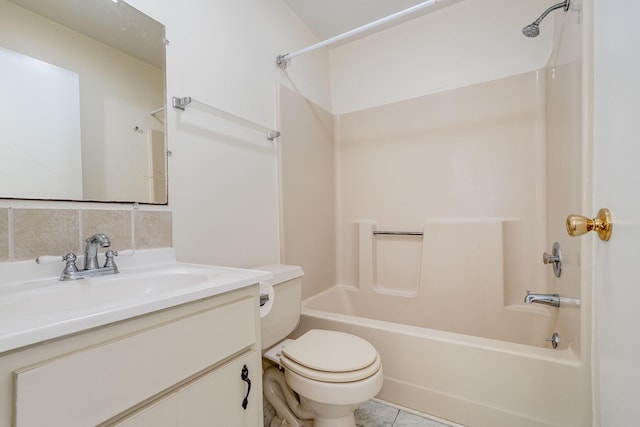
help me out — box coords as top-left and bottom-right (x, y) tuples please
(522, 23), (540, 38)
(522, 0), (570, 38)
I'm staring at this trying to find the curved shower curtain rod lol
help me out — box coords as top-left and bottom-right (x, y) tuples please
(276, 0), (440, 69)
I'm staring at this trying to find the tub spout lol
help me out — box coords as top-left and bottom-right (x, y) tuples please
(525, 290), (560, 307)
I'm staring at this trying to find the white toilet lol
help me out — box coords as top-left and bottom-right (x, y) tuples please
(259, 265), (383, 427)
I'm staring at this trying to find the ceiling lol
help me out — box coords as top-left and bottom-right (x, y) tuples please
(281, 0), (459, 42)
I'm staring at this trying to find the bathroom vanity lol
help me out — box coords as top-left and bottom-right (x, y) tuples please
(0, 250), (270, 426)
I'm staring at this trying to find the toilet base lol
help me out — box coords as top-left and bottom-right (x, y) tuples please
(283, 357), (383, 427)
(300, 396), (360, 427)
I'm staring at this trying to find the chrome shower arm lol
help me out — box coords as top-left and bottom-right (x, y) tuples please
(532, 0), (570, 26)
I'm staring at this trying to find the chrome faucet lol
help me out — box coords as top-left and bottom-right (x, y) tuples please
(37, 233), (123, 280)
(524, 290), (560, 307)
(84, 233), (111, 270)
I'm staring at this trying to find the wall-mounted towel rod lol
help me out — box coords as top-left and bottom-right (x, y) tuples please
(373, 230), (423, 236)
(172, 96), (281, 141)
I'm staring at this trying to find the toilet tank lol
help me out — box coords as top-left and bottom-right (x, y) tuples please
(257, 264), (304, 350)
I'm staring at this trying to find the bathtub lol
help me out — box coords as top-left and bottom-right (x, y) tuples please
(293, 286), (590, 427)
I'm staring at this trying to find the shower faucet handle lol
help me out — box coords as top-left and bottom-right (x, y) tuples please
(542, 242), (562, 278)
(542, 252), (559, 264)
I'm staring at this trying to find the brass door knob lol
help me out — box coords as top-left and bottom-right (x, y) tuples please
(566, 208), (613, 241)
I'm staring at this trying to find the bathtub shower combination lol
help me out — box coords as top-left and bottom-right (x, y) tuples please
(281, 74), (590, 426)
(281, 68), (590, 427)
(278, 1), (590, 426)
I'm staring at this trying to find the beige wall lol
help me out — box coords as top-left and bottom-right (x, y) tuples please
(278, 85), (336, 299)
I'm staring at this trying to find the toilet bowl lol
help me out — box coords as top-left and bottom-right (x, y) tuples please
(258, 265), (383, 427)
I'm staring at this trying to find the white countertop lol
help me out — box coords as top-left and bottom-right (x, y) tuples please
(0, 248), (272, 353)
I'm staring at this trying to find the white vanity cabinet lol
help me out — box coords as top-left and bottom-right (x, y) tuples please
(0, 285), (263, 427)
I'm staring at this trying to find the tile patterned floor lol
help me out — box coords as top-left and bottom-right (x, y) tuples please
(264, 398), (459, 427)
(355, 400), (456, 427)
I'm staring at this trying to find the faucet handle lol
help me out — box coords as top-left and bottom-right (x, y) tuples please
(36, 253), (80, 280)
(103, 251), (119, 274)
(104, 250), (117, 269)
(103, 249), (132, 272)
(542, 242), (562, 278)
(59, 253), (81, 281)
(36, 253), (80, 266)
(62, 253), (79, 272)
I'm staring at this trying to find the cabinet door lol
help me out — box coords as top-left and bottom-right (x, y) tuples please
(115, 350), (262, 427)
(14, 297), (256, 427)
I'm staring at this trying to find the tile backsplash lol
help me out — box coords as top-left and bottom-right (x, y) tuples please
(134, 210), (173, 249)
(0, 207), (171, 262)
(13, 209), (80, 260)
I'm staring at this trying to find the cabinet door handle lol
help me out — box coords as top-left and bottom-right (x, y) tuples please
(241, 364), (251, 410)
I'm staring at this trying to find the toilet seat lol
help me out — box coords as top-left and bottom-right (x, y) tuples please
(280, 329), (381, 383)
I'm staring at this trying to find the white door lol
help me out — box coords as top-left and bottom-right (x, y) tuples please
(593, 0), (640, 424)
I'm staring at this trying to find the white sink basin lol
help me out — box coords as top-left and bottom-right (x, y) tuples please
(0, 268), (209, 316)
(0, 250), (272, 353)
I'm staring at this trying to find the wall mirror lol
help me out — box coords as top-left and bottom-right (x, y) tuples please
(0, 0), (167, 204)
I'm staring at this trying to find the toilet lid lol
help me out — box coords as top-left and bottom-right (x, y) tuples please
(281, 329), (378, 373)
(281, 352), (381, 383)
